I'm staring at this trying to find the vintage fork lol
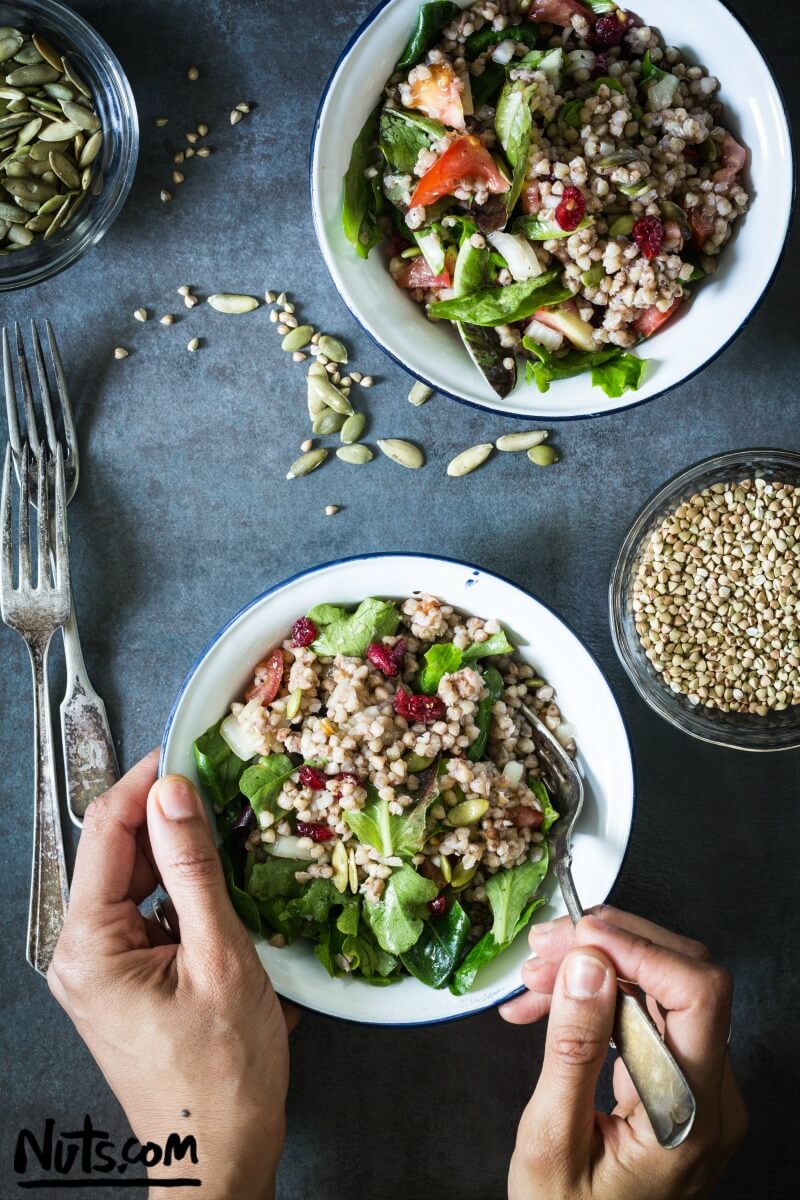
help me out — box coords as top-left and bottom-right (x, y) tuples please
(3, 321), (119, 826)
(520, 700), (697, 1150)
(1, 442), (71, 974)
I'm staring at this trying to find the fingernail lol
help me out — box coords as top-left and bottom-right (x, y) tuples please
(564, 952), (608, 999)
(157, 776), (199, 822)
(522, 955), (546, 974)
(529, 921), (557, 939)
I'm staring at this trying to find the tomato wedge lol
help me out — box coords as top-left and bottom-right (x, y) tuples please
(530, 0), (591, 27)
(404, 61), (465, 130)
(712, 132), (747, 193)
(245, 647), (285, 705)
(688, 206), (716, 251)
(394, 255), (451, 290)
(634, 299), (682, 338)
(410, 135), (509, 209)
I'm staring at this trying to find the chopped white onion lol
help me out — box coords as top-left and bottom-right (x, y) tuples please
(458, 69), (474, 116)
(523, 317), (564, 352)
(267, 835), (317, 861)
(488, 231), (543, 281)
(502, 761), (525, 787)
(219, 705), (265, 761)
(491, 39), (517, 65)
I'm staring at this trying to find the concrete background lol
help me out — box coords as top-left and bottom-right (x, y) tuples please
(0, 1), (796, 1196)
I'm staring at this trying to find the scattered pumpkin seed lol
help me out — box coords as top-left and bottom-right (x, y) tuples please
(312, 409), (347, 436)
(495, 430), (548, 452)
(348, 847), (358, 893)
(287, 448), (327, 479)
(446, 797), (489, 827)
(408, 381), (433, 407)
(447, 443), (493, 477)
(31, 33), (63, 71)
(308, 375), (353, 416)
(113, 347), (128, 359)
(307, 361), (327, 380)
(339, 412), (365, 445)
(206, 292), (260, 314)
(133, 307), (148, 322)
(281, 324), (314, 352)
(528, 445), (560, 467)
(62, 58), (90, 98)
(285, 687), (303, 720)
(317, 334), (347, 363)
(336, 444), (373, 465)
(324, 504), (340, 516)
(331, 841), (349, 892)
(377, 438), (423, 469)
(60, 100), (99, 132)
(406, 752), (435, 772)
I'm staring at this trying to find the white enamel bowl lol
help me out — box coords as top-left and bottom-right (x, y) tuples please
(161, 554), (635, 1026)
(310, 0), (793, 420)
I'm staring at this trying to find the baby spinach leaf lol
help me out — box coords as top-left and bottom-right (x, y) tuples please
(462, 627), (513, 661)
(468, 666), (504, 762)
(220, 846), (262, 934)
(397, 2), (460, 69)
(485, 847), (550, 945)
(311, 597), (401, 658)
(523, 337), (646, 397)
(259, 896), (301, 944)
(452, 232), (488, 298)
(459, 322), (517, 398)
(246, 857), (307, 902)
(314, 922), (337, 975)
(364, 864), (439, 956)
(307, 602), (347, 624)
(401, 900), (470, 988)
(343, 106), (382, 259)
(495, 79), (534, 213)
(428, 273), (571, 325)
(529, 777), (560, 832)
(449, 896), (547, 995)
(380, 107), (445, 175)
(336, 893), (362, 936)
(283, 879), (337, 925)
(193, 720), (245, 810)
(345, 774), (439, 858)
(419, 643), (463, 693)
(591, 351), (646, 398)
(470, 60), (505, 108)
(465, 22), (538, 61)
(240, 753), (297, 817)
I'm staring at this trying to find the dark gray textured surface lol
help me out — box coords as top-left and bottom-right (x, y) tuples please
(0, 1), (797, 1197)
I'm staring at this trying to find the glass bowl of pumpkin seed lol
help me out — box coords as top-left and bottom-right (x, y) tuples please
(0, 0), (137, 289)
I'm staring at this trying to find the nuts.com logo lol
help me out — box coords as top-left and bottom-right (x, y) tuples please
(13, 1115), (200, 1189)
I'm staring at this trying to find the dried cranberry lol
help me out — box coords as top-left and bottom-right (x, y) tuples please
(336, 771), (363, 787)
(555, 185), (586, 232)
(291, 616), (317, 647)
(632, 216), (665, 259)
(393, 687), (446, 724)
(366, 638), (407, 678)
(428, 895), (447, 917)
(591, 12), (630, 49)
(591, 53), (608, 78)
(299, 765), (328, 790)
(295, 820), (335, 843)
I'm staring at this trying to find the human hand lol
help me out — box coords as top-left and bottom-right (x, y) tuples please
(500, 907), (747, 1200)
(48, 752), (291, 1200)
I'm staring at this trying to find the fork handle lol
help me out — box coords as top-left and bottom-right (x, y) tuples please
(59, 600), (119, 825)
(554, 854), (696, 1148)
(26, 637), (70, 975)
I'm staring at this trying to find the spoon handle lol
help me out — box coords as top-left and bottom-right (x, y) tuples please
(553, 857), (696, 1148)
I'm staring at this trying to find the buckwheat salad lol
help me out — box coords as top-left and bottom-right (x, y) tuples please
(342, 0), (749, 399)
(194, 594), (568, 993)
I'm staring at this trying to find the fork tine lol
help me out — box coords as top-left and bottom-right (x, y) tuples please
(53, 444), (69, 593)
(44, 320), (77, 472)
(31, 321), (58, 452)
(18, 443), (31, 589)
(3, 328), (22, 459)
(36, 449), (49, 589)
(15, 321), (41, 460)
(0, 444), (12, 604)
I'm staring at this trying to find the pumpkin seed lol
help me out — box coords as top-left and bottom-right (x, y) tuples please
(285, 687), (303, 721)
(451, 862), (477, 891)
(495, 430), (548, 452)
(287, 448), (328, 480)
(405, 752), (435, 772)
(347, 847), (359, 893)
(0, 113), (31, 129)
(307, 361), (327, 379)
(16, 117), (43, 146)
(331, 841), (349, 894)
(312, 409), (346, 436)
(408, 381), (433, 407)
(0, 199), (27, 223)
(447, 443), (493, 478)
(28, 96), (60, 113)
(316, 334), (347, 363)
(32, 34), (64, 72)
(339, 412), (365, 445)
(43, 83), (74, 101)
(42, 193), (69, 238)
(207, 292), (260, 314)
(13, 43), (44, 65)
(308, 375), (353, 416)
(6, 63), (59, 86)
(80, 164), (92, 190)
(7, 223), (33, 245)
(0, 86), (26, 100)
(528, 445), (560, 467)
(281, 324), (314, 352)
(48, 149), (79, 189)
(61, 57), (91, 98)
(38, 119), (80, 141)
(37, 192), (63, 216)
(336, 444), (373, 465)
(446, 798), (489, 827)
(439, 854), (453, 883)
(377, 438), (424, 469)
(0, 33), (24, 62)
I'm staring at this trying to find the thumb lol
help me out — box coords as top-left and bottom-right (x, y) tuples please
(523, 948), (617, 1172)
(147, 774), (241, 961)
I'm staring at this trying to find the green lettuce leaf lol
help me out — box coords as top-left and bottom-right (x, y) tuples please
(306, 602), (347, 624)
(401, 900), (470, 988)
(523, 337), (646, 398)
(495, 79), (534, 213)
(462, 627), (513, 661)
(193, 720), (245, 810)
(379, 107), (445, 175)
(397, 1), (460, 69)
(345, 775), (439, 858)
(591, 352), (647, 398)
(470, 60), (505, 108)
(310, 597), (401, 658)
(246, 857), (307, 903)
(529, 777), (560, 833)
(485, 847), (550, 945)
(363, 864), (438, 955)
(517, 47), (563, 82)
(449, 896), (547, 995)
(343, 106), (383, 259)
(428, 274), (572, 326)
(468, 666), (504, 762)
(219, 846), (262, 933)
(239, 753), (296, 817)
(465, 22), (538, 60)
(419, 643), (463, 693)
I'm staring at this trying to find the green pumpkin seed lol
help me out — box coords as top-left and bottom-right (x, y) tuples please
(61, 57), (91, 98)
(0, 113), (31, 129)
(439, 854), (453, 883)
(7, 223), (33, 245)
(528, 445), (560, 467)
(316, 334), (347, 363)
(446, 798), (489, 827)
(78, 129), (102, 166)
(0, 199), (27, 223)
(377, 438), (424, 469)
(207, 292), (260, 314)
(39, 119), (80, 142)
(451, 861), (477, 890)
(339, 412), (365, 445)
(37, 192), (63, 216)
(24, 213), (50, 232)
(308, 375), (353, 416)
(6, 63), (60, 86)
(48, 149), (79, 189)
(347, 847), (358, 893)
(28, 96), (61, 113)
(13, 43), (43, 65)
(312, 409), (346, 436)
(447, 443), (493, 477)
(32, 34), (64, 72)
(43, 194), (70, 239)
(287, 448), (328, 479)
(495, 430), (548, 452)
(408, 381), (433, 407)
(0, 34), (24, 62)
(15, 117), (43, 145)
(608, 214), (635, 238)
(43, 83), (75, 102)
(4, 177), (56, 202)
(336, 444), (373, 464)
(30, 137), (65, 159)
(285, 687), (303, 720)
(0, 86), (26, 100)
(307, 361), (327, 379)
(405, 752), (435, 772)
(281, 324), (314, 352)
(331, 841), (349, 894)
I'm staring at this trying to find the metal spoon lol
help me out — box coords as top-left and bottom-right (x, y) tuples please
(520, 700), (696, 1149)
